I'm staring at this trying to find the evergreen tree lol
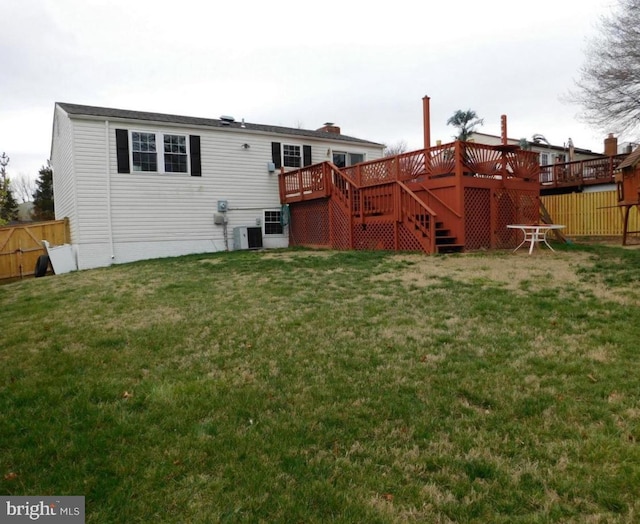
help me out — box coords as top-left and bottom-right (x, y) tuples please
(0, 178), (19, 223)
(0, 152), (18, 225)
(32, 165), (55, 221)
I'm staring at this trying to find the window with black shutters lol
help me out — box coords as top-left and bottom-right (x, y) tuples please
(116, 130), (201, 176)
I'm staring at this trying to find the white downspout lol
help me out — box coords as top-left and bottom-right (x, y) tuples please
(105, 120), (115, 260)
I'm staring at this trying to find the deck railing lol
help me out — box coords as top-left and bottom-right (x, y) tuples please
(281, 142), (539, 201)
(279, 162), (333, 202)
(279, 145), (624, 201)
(539, 154), (626, 189)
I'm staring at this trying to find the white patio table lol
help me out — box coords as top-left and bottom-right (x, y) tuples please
(507, 224), (566, 255)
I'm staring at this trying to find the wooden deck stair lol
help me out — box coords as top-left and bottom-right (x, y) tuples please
(434, 222), (464, 253)
(409, 214), (463, 254)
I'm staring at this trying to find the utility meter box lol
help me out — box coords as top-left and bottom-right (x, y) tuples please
(217, 200), (228, 212)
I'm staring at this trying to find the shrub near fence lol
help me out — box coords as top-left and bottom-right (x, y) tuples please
(541, 190), (640, 237)
(0, 218), (70, 280)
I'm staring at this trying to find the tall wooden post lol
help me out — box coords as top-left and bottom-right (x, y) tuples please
(454, 140), (465, 247)
(500, 115), (508, 179)
(423, 96), (431, 150)
(501, 115), (508, 145)
(423, 96), (432, 177)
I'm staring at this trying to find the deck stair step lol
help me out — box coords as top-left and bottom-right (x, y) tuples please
(435, 235), (458, 244)
(436, 244), (464, 254)
(433, 220), (463, 253)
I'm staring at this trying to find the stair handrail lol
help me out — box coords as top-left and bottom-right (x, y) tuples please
(397, 181), (437, 253)
(282, 162), (442, 253)
(417, 182), (463, 219)
(325, 161), (352, 212)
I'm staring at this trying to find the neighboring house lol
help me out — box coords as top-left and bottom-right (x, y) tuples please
(50, 103), (384, 270)
(468, 131), (625, 194)
(468, 131), (604, 165)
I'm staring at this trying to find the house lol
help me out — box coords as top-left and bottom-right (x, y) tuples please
(469, 131), (626, 195)
(50, 103), (385, 270)
(468, 131), (604, 165)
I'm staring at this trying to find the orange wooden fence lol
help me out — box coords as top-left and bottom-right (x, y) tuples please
(0, 219), (70, 280)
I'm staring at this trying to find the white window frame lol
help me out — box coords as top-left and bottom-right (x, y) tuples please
(130, 130), (190, 174)
(282, 143), (302, 168)
(348, 152), (365, 165)
(264, 209), (284, 236)
(333, 151), (366, 168)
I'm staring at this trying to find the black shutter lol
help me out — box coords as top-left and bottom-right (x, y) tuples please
(190, 135), (201, 176)
(115, 129), (130, 173)
(303, 145), (312, 167)
(271, 142), (282, 169)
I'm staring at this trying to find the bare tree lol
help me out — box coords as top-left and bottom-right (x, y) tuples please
(12, 173), (36, 203)
(572, 0), (640, 136)
(383, 140), (408, 157)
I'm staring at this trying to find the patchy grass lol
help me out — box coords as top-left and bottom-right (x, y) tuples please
(1, 244), (640, 523)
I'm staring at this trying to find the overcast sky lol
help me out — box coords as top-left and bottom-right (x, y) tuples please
(1, 0), (617, 184)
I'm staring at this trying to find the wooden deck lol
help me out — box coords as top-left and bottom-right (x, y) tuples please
(280, 141), (540, 254)
(539, 155), (626, 194)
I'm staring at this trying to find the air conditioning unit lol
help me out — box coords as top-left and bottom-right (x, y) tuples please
(233, 227), (263, 250)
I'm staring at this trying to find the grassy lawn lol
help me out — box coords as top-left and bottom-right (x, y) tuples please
(1, 243), (639, 523)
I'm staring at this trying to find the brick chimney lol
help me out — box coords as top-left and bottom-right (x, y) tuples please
(317, 122), (341, 134)
(604, 133), (618, 156)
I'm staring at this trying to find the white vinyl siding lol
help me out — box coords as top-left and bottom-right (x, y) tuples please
(53, 104), (384, 269)
(51, 107), (77, 239)
(72, 119), (111, 245)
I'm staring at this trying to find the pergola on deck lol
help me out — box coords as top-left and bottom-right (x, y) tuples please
(279, 139), (541, 254)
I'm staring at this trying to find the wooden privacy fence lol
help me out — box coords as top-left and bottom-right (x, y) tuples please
(541, 190), (639, 237)
(0, 219), (70, 280)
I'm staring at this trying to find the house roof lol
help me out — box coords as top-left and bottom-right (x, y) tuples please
(56, 102), (384, 147)
(616, 145), (640, 171)
(469, 132), (598, 155)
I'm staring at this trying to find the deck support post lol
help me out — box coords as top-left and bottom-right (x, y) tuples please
(454, 141), (465, 247)
(622, 204), (631, 245)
